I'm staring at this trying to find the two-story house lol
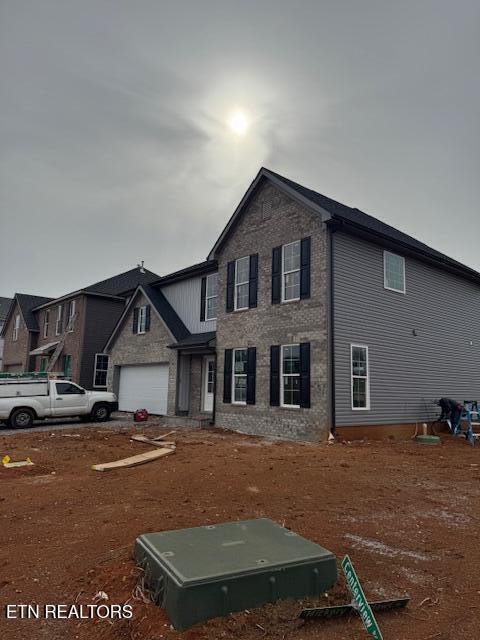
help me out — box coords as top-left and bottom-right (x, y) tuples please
(107, 167), (480, 440)
(0, 297), (14, 372)
(1, 267), (160, 389)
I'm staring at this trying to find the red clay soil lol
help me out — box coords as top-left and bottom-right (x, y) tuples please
(1, 423), (479, 640)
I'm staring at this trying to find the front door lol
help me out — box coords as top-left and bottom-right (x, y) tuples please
(202, 356), (215, 412)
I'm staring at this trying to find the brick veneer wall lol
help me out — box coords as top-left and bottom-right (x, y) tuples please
(214, 182), (331, 441)
(106, 292), (177, 415)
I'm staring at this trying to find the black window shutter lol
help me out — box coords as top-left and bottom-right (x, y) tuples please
(246, 347), (256, 404)
(270, 345), (280, 406)
(145, 305), (151, 332)
(226, 262), (235, 312)
(300, 237), (311, 299)
(271, 246), (282, 304)
(132, 307), (139, 333)
(249, 254), (258, 308)
(200, 276), (207, 321)
(300, 342), (311, 408)
(223, 348), (233, 403)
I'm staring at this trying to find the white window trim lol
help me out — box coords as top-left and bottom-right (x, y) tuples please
(234, 256), (250, 311)
(13, 314), (20, 341)
(93, 353), (109, 388)
(232, 348), (247, 405)
(43, 310), (49, 339)
(281, 240), (301, 303)
(137, 305), (147, 334)
(205, 273), (218, 321)
(350, 344), (370, 411)
(55, 305), (63, 336)
(280, 343), (300, 409)
(67, 300), (76, 332)
(383, 251), (406, 294)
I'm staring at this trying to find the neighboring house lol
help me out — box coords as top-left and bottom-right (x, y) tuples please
(0, 267), (160, 388)
(1, 294), (54, 373)
(0, 297), (13, 371)
(105, 167), (480, 441)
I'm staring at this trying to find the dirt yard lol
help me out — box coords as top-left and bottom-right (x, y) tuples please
(1, 421), (479, 640)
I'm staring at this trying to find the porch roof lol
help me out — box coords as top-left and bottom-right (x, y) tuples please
(169, 331), (216, 350)
(29, 341), (59, 356)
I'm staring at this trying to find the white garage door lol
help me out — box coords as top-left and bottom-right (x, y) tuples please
(118, 364), (169, 414)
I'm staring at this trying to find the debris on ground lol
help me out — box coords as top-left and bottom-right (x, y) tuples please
(2, 454), (34, 468)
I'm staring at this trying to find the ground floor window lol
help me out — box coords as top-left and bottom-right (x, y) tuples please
(281, 344), (300, 407)
(232, 348), (248, 404)
(94, 354), (109, 387)
(351, 344), (369, 409)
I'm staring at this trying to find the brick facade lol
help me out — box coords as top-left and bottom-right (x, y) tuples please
(213, 182), (331, 441)
(106, 292), (178, 415)
(1, 301), (34, 372)
(34, 297), (86, 381)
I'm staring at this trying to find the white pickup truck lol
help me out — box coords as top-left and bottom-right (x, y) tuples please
(0, 376), (118, 429)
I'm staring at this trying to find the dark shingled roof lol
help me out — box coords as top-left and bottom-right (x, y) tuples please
(150, 260), (217, 287)
(16, 294), (54, 331)
(0, 297), (12, 321)
(169, 331), (216, 350)
(85, 267), (160, 296)
(142, 284), (189, 342)
(266, 168), (478, 278)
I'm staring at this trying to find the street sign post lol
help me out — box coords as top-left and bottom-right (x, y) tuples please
(342, 555), (383, 640)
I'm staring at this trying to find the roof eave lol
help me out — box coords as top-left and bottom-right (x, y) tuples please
(328, 217), (480, 286)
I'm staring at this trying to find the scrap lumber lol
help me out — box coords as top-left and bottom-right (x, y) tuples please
(92, 447), (175, 472)
(130, 434), (176, 447)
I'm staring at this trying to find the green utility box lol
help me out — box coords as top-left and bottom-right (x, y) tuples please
(134, 518), (337, 630)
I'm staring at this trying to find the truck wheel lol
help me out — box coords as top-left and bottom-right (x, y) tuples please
(10, 408), (34, 429)
(91, 403), (111, 422)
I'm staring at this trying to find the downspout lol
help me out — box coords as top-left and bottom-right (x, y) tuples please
(328, 221), (339, 436)
(210, 349), (217, 426)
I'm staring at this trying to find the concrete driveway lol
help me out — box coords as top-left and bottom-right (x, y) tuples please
(0, 412), (134, 436)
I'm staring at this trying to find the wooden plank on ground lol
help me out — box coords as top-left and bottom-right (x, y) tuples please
(92, 447), (175, 472)
(131, 434), (176, 447)
(151, 430), (176, 440)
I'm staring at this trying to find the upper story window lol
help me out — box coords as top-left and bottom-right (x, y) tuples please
(282, 240), (301, 302)
(232, 348), (248, 404)
(234, 256), (250, 310)
(205, 273), (218, 320)
(55, 305), (63, 335)
(384, 251), (405, 294)
(351, 344), (370, 410)
(13, 314), (20, 341)
(67, 300), (76, 332)
(281, 344), (300, 407)
(133, 305), (150, 334)
(43, 310), (50, 338)
(138, 305), (147, 334)
(94, 354), (109, 387)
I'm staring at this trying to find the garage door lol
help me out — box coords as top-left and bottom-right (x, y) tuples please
(118, 364), (169, 415)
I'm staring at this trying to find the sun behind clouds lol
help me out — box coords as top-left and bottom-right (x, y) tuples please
(227, 109), (249, 136)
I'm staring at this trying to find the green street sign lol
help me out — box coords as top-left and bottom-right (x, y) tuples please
(342, 555), (383, 640)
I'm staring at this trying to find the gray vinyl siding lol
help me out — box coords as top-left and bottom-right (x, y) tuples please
(333, 231), (480, 426)
(162, 276), (217, 334)
(80, 296), (125, 389)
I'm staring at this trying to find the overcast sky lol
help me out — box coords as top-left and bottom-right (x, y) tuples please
(1, 1), (479, 298)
